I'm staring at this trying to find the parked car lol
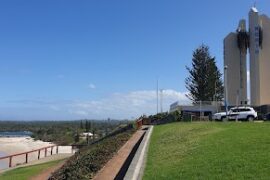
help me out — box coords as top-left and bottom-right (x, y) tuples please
(213, 107), (257, 121)
(263, 113), (270, 120)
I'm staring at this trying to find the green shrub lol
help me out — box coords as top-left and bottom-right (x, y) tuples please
(49, 127), (135, 180)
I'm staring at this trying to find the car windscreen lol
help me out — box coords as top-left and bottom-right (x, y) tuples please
(238, 108), (251, 112)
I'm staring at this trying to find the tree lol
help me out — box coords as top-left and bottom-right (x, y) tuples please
(86, 134), (90, 144)
(185, 44), (224, 103)
(85, 120), (89, 132)
(80, 120), (83, 129)
(89, 120), (92, 131)
(92, 128), (97, 140)
(74, 131), (80, 143)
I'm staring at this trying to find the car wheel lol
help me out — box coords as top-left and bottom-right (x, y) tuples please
(247, 116), (254, 121)
(221, 116), (225, 121)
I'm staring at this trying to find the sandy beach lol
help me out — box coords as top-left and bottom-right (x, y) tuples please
(0, 137), (54, 155)
(0, 137), (74, 171)
(0, 137), (55, 170)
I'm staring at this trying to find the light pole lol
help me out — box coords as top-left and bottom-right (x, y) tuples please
(214, 72), (218, 113)
(160, 89), (163, 113)
(224, 65), (228, 121)
(156, 78), (159, 115)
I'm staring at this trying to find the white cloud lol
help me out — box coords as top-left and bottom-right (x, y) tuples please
(49, 105), (61, 111)
(88, 83), (96, 89)
(69, 89), (189, 119)
(3, 89), (189, 120)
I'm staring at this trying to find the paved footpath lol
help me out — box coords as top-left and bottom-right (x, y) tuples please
(124, 126), (153, 180)
(93, 129), (146, 180)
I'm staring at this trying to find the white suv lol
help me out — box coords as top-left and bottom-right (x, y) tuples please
(213, 107), (257, 121)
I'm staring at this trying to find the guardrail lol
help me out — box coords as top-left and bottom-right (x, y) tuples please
(0, 145), (81, 169)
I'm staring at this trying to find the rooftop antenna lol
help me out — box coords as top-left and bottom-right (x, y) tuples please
(253, 1), (256, 7)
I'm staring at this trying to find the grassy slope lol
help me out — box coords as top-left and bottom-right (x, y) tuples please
(50, 128), (135, 179)
(0, 159), (64, 180)
(144, 122), (270, 180)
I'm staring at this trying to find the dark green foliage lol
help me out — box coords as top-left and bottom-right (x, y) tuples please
(206, 57), (224, 101)
(85, 121), (89, 132)
(50, 126), (135, 180)
(148, 112), (169, 123)
(148, 111), (182, 125)
(0, 120), (127, 145)
(80, 120), (83, 129)
(0, 121), (79, 145)
(86, 134), (90, 145)
(85, 120), (92, 132)
(74, 131), (80, 143)
(92, 128), (97, 140)
(170, 111), (182, 121)
(185, 44), (224, 103)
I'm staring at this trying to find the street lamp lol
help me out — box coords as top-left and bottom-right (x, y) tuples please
(160, 89), (163, 113)
(224, 65), (228, 122)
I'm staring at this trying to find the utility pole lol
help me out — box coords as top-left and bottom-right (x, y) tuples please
(214, 79), (218, 112)
(199, 100), (202, 121)
(224, 65), (228, 121)
(156, 79), (159, 115)
(160, 89), (163, 113)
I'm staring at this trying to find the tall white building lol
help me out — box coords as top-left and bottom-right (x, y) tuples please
(249, 7), (270, 106)
(224, 20), (248, 106)
(224, 7), (270, 106)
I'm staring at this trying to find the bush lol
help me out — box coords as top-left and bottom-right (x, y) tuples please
(148, 111), (182, 125)
(49, 126), (135, 180)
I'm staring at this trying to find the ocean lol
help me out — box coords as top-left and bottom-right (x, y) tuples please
(0, 131), (32, 137)
(0, 152), (8, 170)
(0, 131), (32, 170)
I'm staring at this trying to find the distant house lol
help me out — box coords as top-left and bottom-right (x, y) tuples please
(81, 132), (93, 139)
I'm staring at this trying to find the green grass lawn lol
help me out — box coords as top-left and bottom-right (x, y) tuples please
(143, 122), (270, 180)
(0, 159), (64, 180)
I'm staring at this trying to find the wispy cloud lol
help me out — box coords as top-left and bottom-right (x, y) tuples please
(69, 89), (189, 119)
(2, 89), (189, 120)
(88, 83), (96, 89)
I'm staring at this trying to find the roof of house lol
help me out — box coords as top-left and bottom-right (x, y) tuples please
(82, 132), (93, 136)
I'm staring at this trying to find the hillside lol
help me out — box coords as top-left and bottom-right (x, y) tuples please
(144, 122), (270, 179)
(50, 125), (135, 179)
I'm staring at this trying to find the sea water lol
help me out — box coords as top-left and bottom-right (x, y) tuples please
(0, 131), (32, 137)
(0, 131), (33, 170)
(0, 152), (8, 170)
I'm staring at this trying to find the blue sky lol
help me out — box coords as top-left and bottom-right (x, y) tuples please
(0, 0), (269, 120)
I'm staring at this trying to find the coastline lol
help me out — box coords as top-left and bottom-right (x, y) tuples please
(0, 152), (7, 170)
(0, 137), (54, 155)
(0, 137), (55, 170)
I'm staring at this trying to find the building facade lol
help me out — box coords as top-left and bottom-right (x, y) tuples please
(249, 8), (270, 106)
(224, 7), (270, 106)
